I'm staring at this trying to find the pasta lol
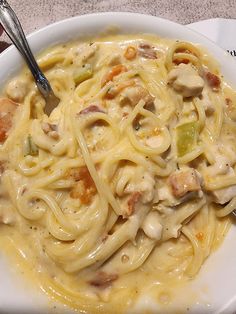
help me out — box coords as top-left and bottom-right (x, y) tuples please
(0, 33), (235, 313)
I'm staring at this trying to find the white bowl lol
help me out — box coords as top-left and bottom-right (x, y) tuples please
(0, 12), (236, 314)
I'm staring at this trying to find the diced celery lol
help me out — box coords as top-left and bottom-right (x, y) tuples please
(73, 64), (93, 85)
(24, 135), (38, 156)
(176, 121), (199, 157)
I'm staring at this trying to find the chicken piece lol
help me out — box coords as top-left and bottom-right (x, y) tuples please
(125, 171), (155, 204)
(212, 185), (236, 204)
(0, 98), (18, 142)
(6, 78), (28, 102)
(142, 211), (163, 240)
(168, 64), (204, 97)
(119, 85), (154, 107)
(77, 43), (98, 63)
(146, 136), (162, 148)
(169, 168), (202, 198)
(89, 272), (118, 288)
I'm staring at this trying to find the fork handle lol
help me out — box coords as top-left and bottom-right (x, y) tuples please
(0, 0), (52, 98)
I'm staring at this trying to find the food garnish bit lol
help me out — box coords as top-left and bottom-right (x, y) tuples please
(120, 85), (154, 107)
(6, 78), (28, 102)
(168, 64), (204, 97)
(169, 168), (202, 198)
(124, 46), (137, 61)
(212, 185), (236, 205)
(0, 98), (18, 143)
(204, 71), (221, 91)
(101, 64), (127, 87)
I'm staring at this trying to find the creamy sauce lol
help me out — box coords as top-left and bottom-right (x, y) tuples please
(0, 34), (234, 313)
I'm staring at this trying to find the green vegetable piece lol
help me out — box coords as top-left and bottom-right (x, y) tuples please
(176, 121), (199, 157)
(73, 64), (93, 85)
(24, 135), (38, 156)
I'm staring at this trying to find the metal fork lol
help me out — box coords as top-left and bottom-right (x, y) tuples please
(0, 0), (60, 115)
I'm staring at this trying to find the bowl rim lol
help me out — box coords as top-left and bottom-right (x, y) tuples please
(1, 12), (236, 88)
(0, 12), (236, 313)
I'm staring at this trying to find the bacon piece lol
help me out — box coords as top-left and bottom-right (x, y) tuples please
(124, 46), (137, 60)
(126, 192), (141, 216)
(89, 272), (118, 288)
(138, 43), (157, 59)
(0, 98), (18, 142)
(175, 48), (193, 54)
(205, 71), (221, 90)
(169, 169), (201, 198)
(79, 105), (105, 115)
(173, 58), (189, 65)
(69, 166), (96, 204)
(101, 64), (127, 87)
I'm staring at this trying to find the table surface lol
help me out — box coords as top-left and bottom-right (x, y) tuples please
(7, 0), (236, 34)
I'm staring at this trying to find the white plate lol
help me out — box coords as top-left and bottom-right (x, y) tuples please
(188, 18), (236, 55)
(0, 12), (236, 314)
